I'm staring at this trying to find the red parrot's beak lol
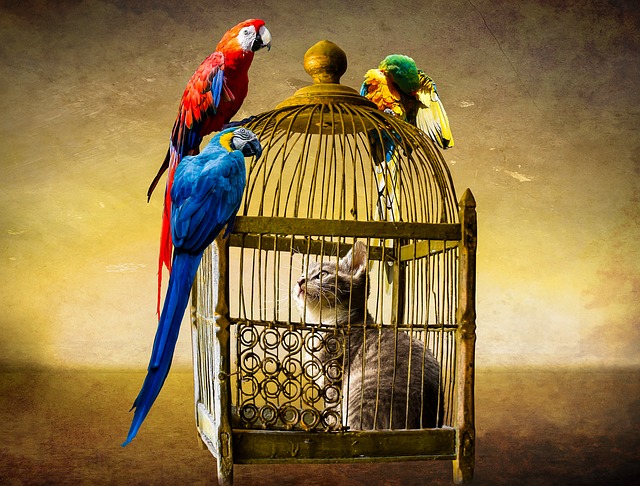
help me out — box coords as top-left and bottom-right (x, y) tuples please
(252, 26), (272, 52)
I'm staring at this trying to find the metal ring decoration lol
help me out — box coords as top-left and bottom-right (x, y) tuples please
(323, 383), (342, 405)
(302, 382), (322, 405)
(321, 410), (342, 430)
(260, 328), (281, 350)
(241, 351), (262, 374)
(259, 403), (279, 427)
(323, 358), (343, 382)
(300, 408), (320, 430)
(236, 325), (352, 431)
(279, 405), (301, 427)
(323, 333), (344, 358)
(239, 403), (259, 425)
(281, 378), (301, 400)
(304, 332), (324, 353)
(261, 356), (281, 377)
(239, 325), (259, 348)
(262, 378), (282, 399)
(281, 330), (302, 353)
(302, 359), (322, 380)
(281, 356), (303, 378)
(240, 375), (260, 398)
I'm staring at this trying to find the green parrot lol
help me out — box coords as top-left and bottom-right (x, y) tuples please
(361, 54), (454, 284)
(361, 54), (454, 149)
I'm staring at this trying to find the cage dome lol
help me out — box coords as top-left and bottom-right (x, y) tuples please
(241, 40), (459, 224)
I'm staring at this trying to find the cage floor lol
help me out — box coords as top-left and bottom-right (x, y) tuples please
(1, 368), (637, 485)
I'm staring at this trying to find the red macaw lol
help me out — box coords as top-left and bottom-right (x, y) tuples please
(148, 19), (271, 316)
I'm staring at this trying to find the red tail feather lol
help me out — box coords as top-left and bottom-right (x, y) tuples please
(156, 148), (179, 317)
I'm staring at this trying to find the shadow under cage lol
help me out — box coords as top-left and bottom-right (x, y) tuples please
(191, 41), (476, 485)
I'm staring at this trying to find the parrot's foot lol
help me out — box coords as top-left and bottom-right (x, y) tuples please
(222, 116), (256, 130)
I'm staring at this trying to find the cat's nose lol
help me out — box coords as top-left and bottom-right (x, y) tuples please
(296, 276), (306, 286)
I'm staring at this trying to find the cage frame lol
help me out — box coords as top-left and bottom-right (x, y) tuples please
(189, 41), (476, 485)
(190, 190), (476, 484)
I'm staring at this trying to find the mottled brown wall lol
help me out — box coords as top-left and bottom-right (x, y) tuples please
(1, 0), (638, 369)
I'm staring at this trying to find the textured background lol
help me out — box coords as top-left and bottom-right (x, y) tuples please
(0, 0), (639, 484)
(1, 0), (639, 370)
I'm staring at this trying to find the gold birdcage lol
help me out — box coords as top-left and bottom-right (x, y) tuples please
(191, 40), (476, 485)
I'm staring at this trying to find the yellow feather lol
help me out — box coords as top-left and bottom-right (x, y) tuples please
(362, 69), (406, 119)
(415, 72), (454, 148)
(219, 131), (235, 152)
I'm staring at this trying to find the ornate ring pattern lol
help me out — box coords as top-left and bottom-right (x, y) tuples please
(236, 323), (346, 431)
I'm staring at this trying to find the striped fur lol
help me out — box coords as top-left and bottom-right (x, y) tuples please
(293, 242), (443, 430)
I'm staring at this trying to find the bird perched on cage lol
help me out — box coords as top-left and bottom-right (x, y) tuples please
(361, 54), (453, 282)
(147, 19), (271, 317)
(361, 54), (453, 150)
(361, 54), (453, 220)
(123, 127), (262, 446)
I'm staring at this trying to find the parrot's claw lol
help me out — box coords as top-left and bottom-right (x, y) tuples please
(222, 115), (256, 130)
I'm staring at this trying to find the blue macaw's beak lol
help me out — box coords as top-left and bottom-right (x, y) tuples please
(242, 138), (262, 160)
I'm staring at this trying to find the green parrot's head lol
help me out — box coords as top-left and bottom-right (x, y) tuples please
(379, 54), (421, 95)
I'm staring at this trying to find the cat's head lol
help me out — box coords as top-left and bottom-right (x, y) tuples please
(293, 241), (369, 325)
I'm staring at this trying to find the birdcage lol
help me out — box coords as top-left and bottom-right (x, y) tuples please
(190, 41), (476, 485)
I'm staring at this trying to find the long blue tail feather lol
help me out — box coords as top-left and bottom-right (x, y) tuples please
(122, 251), (202, 447)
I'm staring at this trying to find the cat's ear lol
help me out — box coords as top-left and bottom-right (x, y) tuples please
(340, 241), (368, 274)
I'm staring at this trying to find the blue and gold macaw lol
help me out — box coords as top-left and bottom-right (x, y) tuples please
(123, 127), (261, 446)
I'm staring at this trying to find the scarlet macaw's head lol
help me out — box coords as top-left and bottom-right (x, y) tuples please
(217, 19), (272, 54)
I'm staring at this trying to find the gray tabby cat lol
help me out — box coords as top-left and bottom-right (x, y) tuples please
(293, 241), (443, 430)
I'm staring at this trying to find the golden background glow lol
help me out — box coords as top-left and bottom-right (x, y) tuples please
(1, 2), (639, 484)
(2, 0), (637, 370)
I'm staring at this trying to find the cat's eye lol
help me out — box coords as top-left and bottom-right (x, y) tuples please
(312, 270), (332, 280)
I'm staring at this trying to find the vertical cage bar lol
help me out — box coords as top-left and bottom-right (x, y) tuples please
(191, 248), (204, 438)
(453, 189), (477, 484)
(210, 236), (234, 485)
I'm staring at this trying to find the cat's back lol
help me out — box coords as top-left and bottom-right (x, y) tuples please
(345, 327), (441, 430)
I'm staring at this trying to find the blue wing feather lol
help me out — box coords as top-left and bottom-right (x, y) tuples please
(210, 67), (225, 112)
(360, 81), (368, 97)
(171, 149), (244, 253)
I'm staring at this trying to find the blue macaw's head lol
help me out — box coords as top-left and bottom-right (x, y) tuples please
(229, 127), (263, 160)
(380, 54), (421, 95)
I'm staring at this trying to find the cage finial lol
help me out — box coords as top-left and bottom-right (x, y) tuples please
(276, 40), (375, 109)
(304, 40), (347, 84)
